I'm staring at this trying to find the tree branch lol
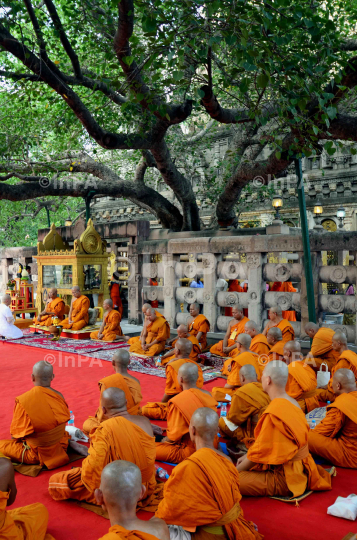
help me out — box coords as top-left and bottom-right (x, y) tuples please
(200, 85), (253, 124)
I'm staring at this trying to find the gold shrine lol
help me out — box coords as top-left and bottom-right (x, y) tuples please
(35, 220), (111, 313)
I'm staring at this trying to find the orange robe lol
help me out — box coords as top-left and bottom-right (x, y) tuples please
(98, 526), (159, 540)
(110, 282), (123, 318)
(269, 319), (294, 343)
(317, 350), (357, 402)
(156, 447), (263, 540)
(83, 373), (143, 434)
(260, 341), (285, 366)
(250, 334), (270, 356)
(0, 489), (54, 540)
(270, 282), (297, 321)
(189, 314), (210, 350)
(308, 391), (357, 468)
(219, 382), (270, 442)
(212, 352), (262, 402)
(210, 317), (249, 357)
(129, 317), (170, 357)
(59, 295), (90, 330)
(128, 311), (165, 347)
(155, 389), (218, 463)
(49, 416), (163, 511)
(309, 327), (340, 371)
(90, 310), (123, 341)
(33, 297), (65, 326)
(239, 398), (332, 497)
(161, 335), (201, 366)
(0, 386), (70, 469)
(286, 361), (318, 413)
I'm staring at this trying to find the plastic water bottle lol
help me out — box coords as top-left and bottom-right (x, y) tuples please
(155, 464), (169, 480)
(220, 404), (227, 417)
(155, 357), (162, 367)
(311, 419), (316, 430)
(327, 401), (331, 405)
(68, 411), (75, 426)
(217, 402), (222, 409)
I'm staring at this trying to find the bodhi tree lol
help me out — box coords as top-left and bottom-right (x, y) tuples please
(1, 0), (357, 231)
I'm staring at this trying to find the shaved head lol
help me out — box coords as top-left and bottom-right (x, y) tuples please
(270, 306), (282, 317)
(104, 299), (113, 308)
(237, 333), (251, 349)
(267, 327), (282, 341)
(32, 360), (54, 385)
(175, 338), (193, 357)
(1, 294), (11, 305)
(178, 362), (199, 384)
(190, 407), (219, 441)
(112, 349), (130, 368)
(101, 387), (127, 411)
(239, 364), (258, 385)
(191, 302), (200, 311)
(245, 321), (258, 331)
(142, 303), (151, 313)
(333, 368), (357, 395)
(72, 286), (80, 292)
(305, 322), (318, 333)
(284, 340), (301, 353)
(100, 460), (142, 507)
(283, 340), (302, 364)
(177, 324), (188, 333)
(49, 288), (58, 296)
(263, 361), (288, 389)
(333, 331), (347, 345)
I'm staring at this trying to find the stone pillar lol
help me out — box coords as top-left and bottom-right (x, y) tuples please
(127, 247), (142, 325)
(246, 253), (266, 331)
(162, 253), (176, 329)
(202, 252), (218, 331)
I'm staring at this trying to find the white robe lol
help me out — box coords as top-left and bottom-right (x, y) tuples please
(0, 304), (23, 339)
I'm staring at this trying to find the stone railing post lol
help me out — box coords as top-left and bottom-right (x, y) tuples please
(202, 252), (218, 331)
(246, 253), (266, 331)
(162, 253), (176, 329)
(127, 247), (143, 325)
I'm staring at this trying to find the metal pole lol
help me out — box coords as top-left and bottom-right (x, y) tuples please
(294, 157), (316, 323)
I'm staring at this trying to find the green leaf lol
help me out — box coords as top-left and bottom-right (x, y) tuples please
(257, 73), (269, 88)
(123, 56), (134, 66)
(275, 151), (281, 160)
(142, 16), (157, 33)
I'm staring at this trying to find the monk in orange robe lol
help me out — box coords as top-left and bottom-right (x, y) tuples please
(188, 303), (210, 349)
(263, 306), (294, 343)
(225, 279), (248, 317)
(90, 299), (123, 341)
(305, 322), (340, 371)
(154, 363), (218, 463)
(260, 327), (285, 366)
(49, 388), (163, 512)
(126, 303), (159, 345)
(210, 308), (249, 357)
(161, 324), (200, 366)
(219, 364), (270, 444)
(109, 272), (123, 318)
(283, 341), (318, 413)
(270, 282), (297, 321)
(96, 461), (169, 540)
(237, 361), (332, 498)
(0, 361), (71, 470)
(83, 349), (142, 434)
(33, 287), (65, 326)
(212, 334), (262, 402)
(59, 286), (90, 330)
(129, 308), (170, 357)
(0, 454), (55, 540)
(309, 369), (357, 468)
(317, 331), (357, 402)
(156, 407), (263, 540)
(245, 320), (271, 356)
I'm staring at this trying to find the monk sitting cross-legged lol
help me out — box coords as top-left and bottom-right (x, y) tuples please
(90, 299), (123, 342)
(210, 307), (249, 357)
(154, 363), (218, 464)
(270, 282), (297, 321)
(263, 306), (294, 343)
(261, 327), (285, 365)
(142, 339), (203, 420)
(49, 388), (164, 512)
(0, 361), (71, 471)
(33, 287), (65, 327)
(284, 341), (319, 413)
(83, 350), (142, 435)
(317, 331), (357, 403)
(304, 322), (340, 372)
(129, 308), (170, 357)
(219, 364), (270, 447)
(96, 461), (169, 540)
(156, 407), (263, 540)
(212, 334), (262, 402)
(237, 361), (332, 498)
(188, 303), (210, 350)
(58, 286), (90, 331)
(161, 324), (201, 366)
(126, 303), (164, 346)
(245, 321), (270, 356)
(308, 369), (357, 469)
(0, 454), (55, 540)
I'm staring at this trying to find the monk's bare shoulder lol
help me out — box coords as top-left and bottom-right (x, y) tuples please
(126, 414), (153, 436)
(282, 395), (301, 409)
(199, 388), (212, 396)
(125, 373), (141, 384)
(48, 387), (65, 399)
(148, 517), (170, 540)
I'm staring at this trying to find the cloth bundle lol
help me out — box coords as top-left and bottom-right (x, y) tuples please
(327, 494), (357, 521)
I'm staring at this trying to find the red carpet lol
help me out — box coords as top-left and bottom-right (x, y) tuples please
(0, 342), (356, 540)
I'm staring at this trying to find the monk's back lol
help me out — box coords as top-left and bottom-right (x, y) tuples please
(16, 386), (69, 432)
(121, 414), (153, 436)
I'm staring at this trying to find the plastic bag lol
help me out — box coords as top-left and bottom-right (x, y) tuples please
(327, 494), (357, 521)
(317, 362), (330, 388)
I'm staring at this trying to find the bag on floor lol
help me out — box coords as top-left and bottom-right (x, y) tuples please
(327, 494), (357, 521)
(306, 406), (326, 427)
(317, 362), (330, 388)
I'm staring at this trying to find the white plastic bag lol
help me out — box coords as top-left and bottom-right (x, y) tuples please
(65, 425), (89, 442)
(317, 362), (330, 388)
(327, 494), (357, 521)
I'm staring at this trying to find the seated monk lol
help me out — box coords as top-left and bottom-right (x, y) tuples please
(126, 303), (164, 345)
(90, 299), (123, 342)
(129, 307), (170, 357)
(96, 461), (169, 540)
(210, 307), (249, 357)
(161, 324), (200, 366)
(261, 327), (285, 365)
(270, 282), (297, 321)
(317, 331), (357, 403)
(219, 364), (270, 445)
(283, 341), (319, 413)
(212, 334), (262, 402)
(309, 369), (357, 469)
(245, 320), (270, 356)
(83, 349), (142, 434)
(33, 287), (65, 326)
(262, 306), (294, 343)
(142, 339), (204, 420)
(0, 361), (71, 470)
(156, 408), (263, 540)
(237, 361), (332, 498)
(188, 303), (210, 350)
(304, 322), (340, 371)
(154, 363), (218, 463)
(58, 286), (90, 331)
(0, 454), (55, 540)
(49, 388), (164, 511)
